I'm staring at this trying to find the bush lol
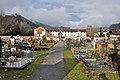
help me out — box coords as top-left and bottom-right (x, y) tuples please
(42, 35), (47, 43)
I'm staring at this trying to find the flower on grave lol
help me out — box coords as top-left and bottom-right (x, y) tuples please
(4, 50), (6, 53)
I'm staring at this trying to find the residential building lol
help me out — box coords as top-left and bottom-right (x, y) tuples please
(34, 27), (46, 37)
(109, 29), (120, 37)
(49, 29), (86, 38)
(34, 27), (87, 41)
(98, 30), (109, 37)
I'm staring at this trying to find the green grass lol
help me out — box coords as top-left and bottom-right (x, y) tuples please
(63, 49), (89, 80)
(63, 49), (120, 80)
(63, 49), (78, 74)
(0, 50), (49, 80)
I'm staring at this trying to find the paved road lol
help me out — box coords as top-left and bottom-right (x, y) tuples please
(28, 42), (66, 80)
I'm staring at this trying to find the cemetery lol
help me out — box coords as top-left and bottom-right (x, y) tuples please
(64, 37), (120, 79)
(67, 37), (120, 71)
(0, 35), (54, 69)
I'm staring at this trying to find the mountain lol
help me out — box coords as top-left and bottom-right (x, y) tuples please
(109, 23), (120, 29)
(0, 13), (38, 36)
(15, 14), (38, 28)
(0, 13), (70, 36)
(34, 21), (53, 30)
(92, 27), (109, 32)
(35, 22), (70, 30)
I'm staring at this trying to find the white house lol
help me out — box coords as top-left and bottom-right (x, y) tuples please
(47, 36), (60, 41)
(97, 31), (109, 37)
(34, 27), (46, 37)
(34, 27), (87, 41)
(109, 29), (120, 37)
(50, 29), (86, 38)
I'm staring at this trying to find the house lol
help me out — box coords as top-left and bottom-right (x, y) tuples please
(109, 29), (120, 37)
(34, 27), (46, 37)
(47, 36), (60, 41)
(49, 29), (86, 38)
(94, 30), (109, 37)
(34, 26), (87, 41)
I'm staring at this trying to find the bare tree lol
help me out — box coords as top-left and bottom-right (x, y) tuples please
(0, 14), (18, 35)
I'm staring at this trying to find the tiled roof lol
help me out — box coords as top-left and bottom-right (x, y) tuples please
(49, 36), (59, 38)
(34, 27), (45, 35)
(20, 36), (32, 38)
(110, 29), (120, 35)
(35, 27), (45, 31)
(49, 29), (86, 32)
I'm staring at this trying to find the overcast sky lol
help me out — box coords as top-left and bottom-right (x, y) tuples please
(0, 0), (120, 28)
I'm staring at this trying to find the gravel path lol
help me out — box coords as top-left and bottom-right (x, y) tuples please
(27, 42), (66, 80)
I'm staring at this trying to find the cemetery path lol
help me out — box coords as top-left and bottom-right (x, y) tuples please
(27, 41), (67, 80)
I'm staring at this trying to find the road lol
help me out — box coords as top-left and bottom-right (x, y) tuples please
(27, 42), (66, 80)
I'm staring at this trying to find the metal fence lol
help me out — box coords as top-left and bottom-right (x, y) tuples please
(0, 51), (37, 69)
(79, 55), (117, 71)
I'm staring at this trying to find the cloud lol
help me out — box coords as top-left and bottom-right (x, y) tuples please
(70, 0), (120, 28)
(28, 7), (70, 26)
(0, 0), (120, 28)
(0, 0), (70, 26)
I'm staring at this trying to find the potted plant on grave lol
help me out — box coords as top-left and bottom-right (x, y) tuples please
(2, 51), (11, 58)
(12, 49), (22, 58)
(86, 50), (94, 58)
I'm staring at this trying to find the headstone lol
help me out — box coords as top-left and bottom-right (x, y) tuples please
(9, 56), (15, 62)
(11, 47), (16, 52)
(10, 38), (15, 45)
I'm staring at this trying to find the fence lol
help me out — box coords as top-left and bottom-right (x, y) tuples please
(71, 47), (117, 71)
(0, 51), (37, 69)
(0, 57), (31, 68)
(79, 55), (117, 71)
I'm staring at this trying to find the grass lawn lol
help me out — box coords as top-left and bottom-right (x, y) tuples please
(0, 50), (49, 80)
(63, 49), (120, 80)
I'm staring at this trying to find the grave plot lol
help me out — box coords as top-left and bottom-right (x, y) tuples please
(0, 49), (37, 69)
(71, 47), (117, 71)
(0, 36), (37, 69)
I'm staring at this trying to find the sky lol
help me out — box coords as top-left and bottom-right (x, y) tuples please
(0, 0), (120, 28)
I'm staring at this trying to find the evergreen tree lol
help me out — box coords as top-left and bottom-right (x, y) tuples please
(42, 35), (47, 43)
(99, 27), (104, 37)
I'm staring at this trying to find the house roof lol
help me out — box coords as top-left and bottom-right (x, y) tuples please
(34, 27), (45, 35)
(49, 29), (86, 32)
(49, 36), (59, 38)
(35, 27), (45, 31)
(20, 36), (32, 38)
(110, 29), (120, 35)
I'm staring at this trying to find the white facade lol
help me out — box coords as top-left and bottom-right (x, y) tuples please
(110, 35), (120, 37)
(34, 27), (46, 37)
(81, 32), (86, 37)
(109, 29), (120, 37)
(47, 37), (59, 41)
(34, 27), (87, 40)
(51, 31), (59, 36)
(34, 30), (38, 36)
(98, 31), (109, 37)
(50, 30), (86, 38)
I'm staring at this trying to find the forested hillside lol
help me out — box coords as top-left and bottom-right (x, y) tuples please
(0, 13), (38, 36)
